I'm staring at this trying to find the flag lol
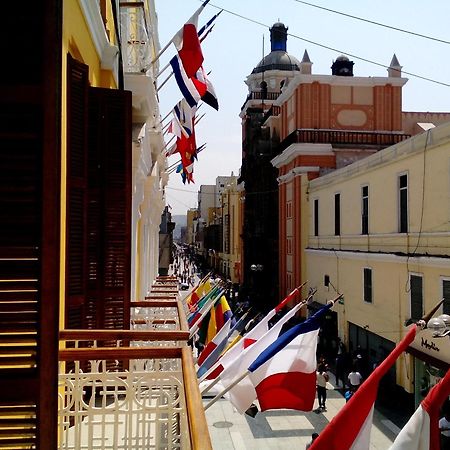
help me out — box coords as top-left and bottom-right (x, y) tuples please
(214, 295), (232, 331)
(219, 301), (306, 413)
(197, 317), (232, 366)
(389, 368), (450, 450)
(172, 0), (209, 77)
(170, 55), (201, 108)
(173, 99), (195, 137)
(192, 66), (219, 110)
(310, 325), (418, 450)
(197, 310), (251, 376)
(247, 303), (332, 412)
(202, 286), (304, 380)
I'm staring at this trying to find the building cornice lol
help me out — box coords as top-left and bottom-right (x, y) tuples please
(309, 121), (450, 190)
(277, 166), (320, 184)
(306, 248), (450, 268)
(275, 74), (408, 106)
(271, 143), (334, 168)
(79, 0), (119, 85)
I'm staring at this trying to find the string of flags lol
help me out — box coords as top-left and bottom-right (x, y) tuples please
(186, 279), (450, 449)
(156, 0), (220, 184)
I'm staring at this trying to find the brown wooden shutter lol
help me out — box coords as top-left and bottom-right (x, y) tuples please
(87, 87), (132, 331)
(0, 0), (61, 447)
(66, 55), (89, 329)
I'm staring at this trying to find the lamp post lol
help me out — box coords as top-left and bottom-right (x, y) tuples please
(250, 263), (264, 307)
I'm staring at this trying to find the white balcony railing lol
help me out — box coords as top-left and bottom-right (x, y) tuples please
(58, 278), (212, 450)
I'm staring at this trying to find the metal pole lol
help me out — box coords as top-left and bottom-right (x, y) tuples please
(204, 370), (250, 410)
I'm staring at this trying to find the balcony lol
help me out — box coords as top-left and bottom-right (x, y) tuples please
(241, 91), (281, 110)
(58, 277), (212, 450)
(280, 128), (411, 152)
(120, 2), (159, 124)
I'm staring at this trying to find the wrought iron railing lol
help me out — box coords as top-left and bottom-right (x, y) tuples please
(120, 2), (152, 73)
(279, 128), (411, 152)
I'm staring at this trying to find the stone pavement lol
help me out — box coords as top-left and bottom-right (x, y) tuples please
(202, 374), (401, 449)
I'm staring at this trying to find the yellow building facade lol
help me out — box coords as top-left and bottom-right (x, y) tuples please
(306, 122), (450, 406)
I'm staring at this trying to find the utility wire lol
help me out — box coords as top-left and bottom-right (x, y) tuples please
(201, 1), (450, 88)
(292, 0), (450, 46)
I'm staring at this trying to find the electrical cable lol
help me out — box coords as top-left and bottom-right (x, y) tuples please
(199, 0), (450, 88)
(291, 0), (450, 46)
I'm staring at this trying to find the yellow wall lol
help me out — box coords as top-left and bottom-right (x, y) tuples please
(306, 122), (450, 391)
(60, 0), (118, 329)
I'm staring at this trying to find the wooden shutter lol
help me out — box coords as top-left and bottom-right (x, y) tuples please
(66, 55), (89, 329)
(86, 87), (132, 331)
(0, 0), (61, 447)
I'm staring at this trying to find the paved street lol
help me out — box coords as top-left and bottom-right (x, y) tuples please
(202, 374), (400, 449)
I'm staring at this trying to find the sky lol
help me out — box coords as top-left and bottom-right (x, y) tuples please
(154, 0), (450, 215)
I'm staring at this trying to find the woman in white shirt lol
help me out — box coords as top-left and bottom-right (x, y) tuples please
(316, 363), (329, 410)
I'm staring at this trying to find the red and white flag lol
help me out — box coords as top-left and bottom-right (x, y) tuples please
(219, 301), (305, 413)
(203, 286), (303, 380)
(310, 325), (418, 450)
(389, 367), (450, 450)
(172, 1), (209, 77)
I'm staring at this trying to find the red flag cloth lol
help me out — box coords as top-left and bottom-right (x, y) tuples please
(311, 325), (418, 450)
(389, 367), (450, 450)
(177, 23), (203, 78)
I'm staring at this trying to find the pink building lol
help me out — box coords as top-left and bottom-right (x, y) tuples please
(270, 53), (450, 299)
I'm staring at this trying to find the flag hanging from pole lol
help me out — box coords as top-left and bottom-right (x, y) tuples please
(247, 303), (333, 412)
(172, 0), (210, 77)
(310, 325), (418, 450)
(218, 301), (307, 413)
(389, 367), (450, 450)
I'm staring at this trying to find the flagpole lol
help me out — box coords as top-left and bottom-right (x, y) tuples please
(204, 370), (250, 411)
(157, 72), (173, 92)
(150, 0), (211, 66)
(156, 61), (171, 79)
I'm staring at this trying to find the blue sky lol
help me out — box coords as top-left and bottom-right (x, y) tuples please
(154, 0), (450, 215)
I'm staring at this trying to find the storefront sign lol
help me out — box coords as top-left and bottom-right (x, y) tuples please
(410, 329), (450, 364)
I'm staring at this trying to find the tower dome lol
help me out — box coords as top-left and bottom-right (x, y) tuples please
(252, 22), (300, 74)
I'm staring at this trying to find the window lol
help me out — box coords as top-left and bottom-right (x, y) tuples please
(286, 201), (292, 218)
(335, 193), (341, 236)
(399, 174), (408, 233)
(363, 268), (372, 303)
(286, 237), (293, 254)
(361, 186), (369, 235)
(443, 279), (450, 315)
(314, 199), (319, 236)
(410, 275), (423, 320)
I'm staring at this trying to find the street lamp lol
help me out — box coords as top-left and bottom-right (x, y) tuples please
(427, 314), (450, 337)
(250, 264), (264, 272)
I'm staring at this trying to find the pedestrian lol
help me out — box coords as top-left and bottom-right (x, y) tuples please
(306, 432), (319, 449)
(347, 366), (363, 390)
(316, 363), (329, 411)
(344, 385), (356, 402)
(335, 352), (346, 388)
(439, 411), (450, 449)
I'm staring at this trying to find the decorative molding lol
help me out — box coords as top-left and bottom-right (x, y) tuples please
(271, 143), (334, 168)
(277, 166), (320, 184)
(79, 0), (119, 84)
(306, 248), (450, 268)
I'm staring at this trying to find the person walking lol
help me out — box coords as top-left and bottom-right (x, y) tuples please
(316, 363), (329, 411)
(347, 367), (363, 390)
(306, 432), (319, 449)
